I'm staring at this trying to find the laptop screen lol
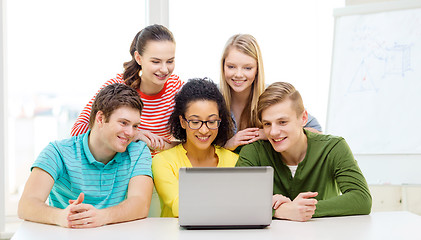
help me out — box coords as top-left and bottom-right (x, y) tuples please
(179, 166), (273, 228)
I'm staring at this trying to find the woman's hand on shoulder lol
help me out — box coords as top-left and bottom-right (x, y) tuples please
(223, 128), (262, 151)
(135, 130), (171, 151)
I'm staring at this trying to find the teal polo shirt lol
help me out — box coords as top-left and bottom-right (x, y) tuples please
(32, 130), (152, 209)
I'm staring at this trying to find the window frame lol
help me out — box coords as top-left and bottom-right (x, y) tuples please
(0, 0), (162, 235)
(1, 0), (6, 234)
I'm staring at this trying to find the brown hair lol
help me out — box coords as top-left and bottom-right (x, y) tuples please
(123, 24), (175, 89)
(257, 82), (304, 122)
(89, 83), (143, 128)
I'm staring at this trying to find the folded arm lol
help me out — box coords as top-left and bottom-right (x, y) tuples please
(273, 192), (318, 222)
(19, 167), (153, 228)
(313, 140), (372, 217)
(67, 175), (153, 228)
(18, 168), (80, 227)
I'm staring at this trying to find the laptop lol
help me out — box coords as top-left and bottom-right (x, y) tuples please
(178, 166), (273, 229)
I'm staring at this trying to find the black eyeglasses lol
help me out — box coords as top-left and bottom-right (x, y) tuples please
(183, 117), (221, 130)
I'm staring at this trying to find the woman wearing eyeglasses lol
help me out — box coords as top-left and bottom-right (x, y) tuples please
(152, 78), (238, 217)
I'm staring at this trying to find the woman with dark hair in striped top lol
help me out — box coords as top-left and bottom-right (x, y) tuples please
(71, 24), (183, 155)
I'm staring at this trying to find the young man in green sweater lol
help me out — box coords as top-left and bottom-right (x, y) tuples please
(236, 82), (371, 222)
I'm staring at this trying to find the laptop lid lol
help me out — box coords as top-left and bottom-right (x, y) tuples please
(179, 166), (273, 229)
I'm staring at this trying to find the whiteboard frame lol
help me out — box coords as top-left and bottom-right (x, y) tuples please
(326, 0), (421, 184)
(326, 0), (421, 154)
(333, 0), (421, 16)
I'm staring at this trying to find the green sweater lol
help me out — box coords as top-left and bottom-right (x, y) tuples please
(236, 130), (372, 217)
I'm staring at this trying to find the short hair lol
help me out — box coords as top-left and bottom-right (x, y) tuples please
(219, 34), (265, 129)
(257, 82), (304, 122)
(88, 83), (143, 128)
(169, 78), (233, 146)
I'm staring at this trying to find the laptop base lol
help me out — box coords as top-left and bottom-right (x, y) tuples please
(180, 225), (269, 230)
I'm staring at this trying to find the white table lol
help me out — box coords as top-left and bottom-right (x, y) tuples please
(11, 211), (421, 240)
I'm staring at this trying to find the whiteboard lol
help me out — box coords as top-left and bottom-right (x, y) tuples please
(326, 1), (421, 154)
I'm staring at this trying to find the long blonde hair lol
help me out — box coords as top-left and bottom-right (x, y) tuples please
(220, 34), (265, 130)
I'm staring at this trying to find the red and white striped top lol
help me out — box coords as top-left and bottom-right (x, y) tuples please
(71, 74), (182, 141)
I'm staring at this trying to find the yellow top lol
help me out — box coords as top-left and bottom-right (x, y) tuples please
(152, 144), (239, 217)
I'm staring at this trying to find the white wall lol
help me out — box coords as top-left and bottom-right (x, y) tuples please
(358, 155), (421, 185)
(1, 0), (6, 234)
(169, 0), (344, 129)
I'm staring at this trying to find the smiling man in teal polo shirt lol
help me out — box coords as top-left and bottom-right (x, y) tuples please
(18, 83), (153, 228)
(236, 82), (372, 222)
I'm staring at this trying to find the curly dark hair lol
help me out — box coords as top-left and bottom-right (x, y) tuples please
(169, 78), (233, 146)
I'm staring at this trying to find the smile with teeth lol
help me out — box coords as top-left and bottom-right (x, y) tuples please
(118, 136), (130, 144)
(272, 137), (287, 142)
(196, 135), (210, 142)
(232, 79), (246, 85)
(155, 73), (168, 80)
